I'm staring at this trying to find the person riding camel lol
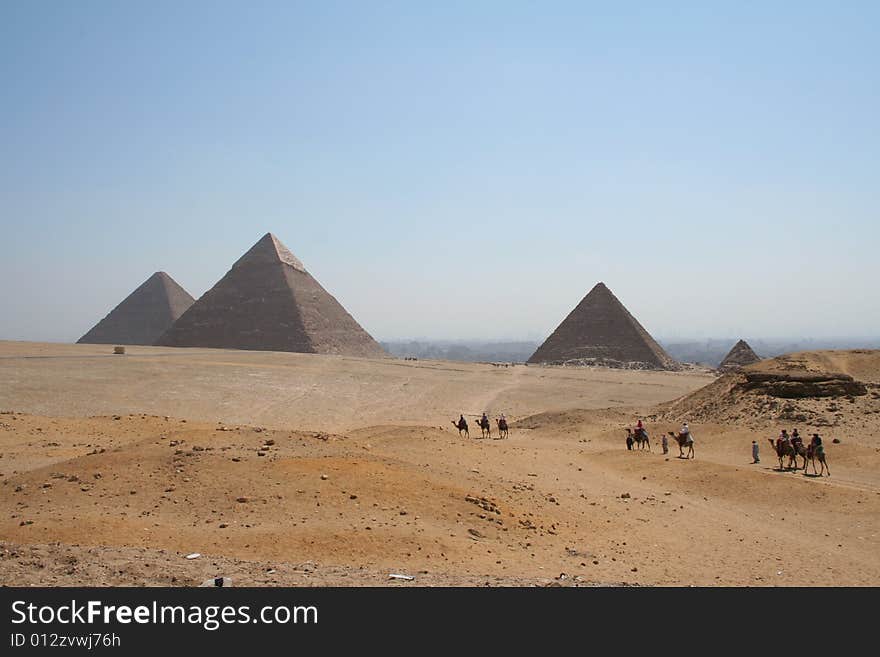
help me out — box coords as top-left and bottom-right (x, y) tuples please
(635, 419), (646, 438)
(496, 413), (508, 435)
(811, 432), (822, 448)
(792, 428), (802, 447)
(777, 429), (789, 451)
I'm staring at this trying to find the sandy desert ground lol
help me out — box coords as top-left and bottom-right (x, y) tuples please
(1, 341), (878, 586)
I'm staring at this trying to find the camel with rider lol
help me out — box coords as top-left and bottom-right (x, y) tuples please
(668, 431), (694, 459)
(804, 439), (830, 477)
(625, 427), (651, 451)
(768, 437), (799, 470)
(476, 414), (491, 439)
(452, 416), (469, 438)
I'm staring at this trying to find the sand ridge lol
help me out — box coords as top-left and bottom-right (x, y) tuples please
(0, 343), (878, 586)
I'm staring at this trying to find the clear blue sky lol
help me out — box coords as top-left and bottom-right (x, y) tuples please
(1, 1), (878, 343)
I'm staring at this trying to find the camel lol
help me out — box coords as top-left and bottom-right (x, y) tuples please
(452, 417), (468, 438)
(804, 443), (830, 477)
(626, 428), (651, 451)
(791, 440), (808, 470)
(477, 415), (491, 439)
(496, 417), (509, 439)
(668, 431), (694, 459)
(767, 438), (798, 471)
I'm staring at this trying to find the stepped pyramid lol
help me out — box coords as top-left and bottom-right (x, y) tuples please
(78, 272), (195, 346)
(718, 339), (761, 372)
(527, 282), (678, 370)
(156, 233), (386, 357)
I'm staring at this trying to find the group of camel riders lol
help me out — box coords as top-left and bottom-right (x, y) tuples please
(627, 419), (695, 458)
(452, 412), (508, 439)
(626, 419), (830, 475)
(767, 428), (829, 476)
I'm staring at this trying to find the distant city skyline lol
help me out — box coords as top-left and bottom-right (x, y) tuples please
(2, 2), (878, 344)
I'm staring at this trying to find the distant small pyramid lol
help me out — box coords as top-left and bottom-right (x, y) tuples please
(78, 272), (195, 346)
(718, 339), (761, 372)
(156, 233), (386, 358)
(527, 282), (678, 370)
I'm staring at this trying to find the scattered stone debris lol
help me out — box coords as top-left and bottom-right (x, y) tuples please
(465, 494), (501, 515)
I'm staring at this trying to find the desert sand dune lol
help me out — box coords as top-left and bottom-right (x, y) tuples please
(1, 342), (878, 586)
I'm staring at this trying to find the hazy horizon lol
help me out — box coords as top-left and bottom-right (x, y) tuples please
(2, 2), (878, 344)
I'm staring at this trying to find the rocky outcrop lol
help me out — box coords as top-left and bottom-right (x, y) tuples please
(742, 372), (867, 398)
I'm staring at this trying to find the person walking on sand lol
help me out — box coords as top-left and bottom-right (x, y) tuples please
(752, 440), (760, 464)
(661, 432), (669, 455)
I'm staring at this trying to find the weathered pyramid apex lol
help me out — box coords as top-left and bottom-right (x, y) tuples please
(234, 232), (307, 273)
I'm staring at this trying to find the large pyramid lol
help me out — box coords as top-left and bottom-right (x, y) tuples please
(717, 339), (761, 372)
(78, 272), (195, 346)
(156, 233), (386, 357)
(527, 282), (678, 370)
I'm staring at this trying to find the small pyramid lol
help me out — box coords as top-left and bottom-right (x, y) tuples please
(156, 233), (386, 357)
(718, 339), (761, 372)
(527, 282), (678, 370)
(78, 272), (195, 346)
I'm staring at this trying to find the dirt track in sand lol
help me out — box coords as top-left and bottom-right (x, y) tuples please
(1, 342), (878, 586)
(0, 341), (710, 432)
